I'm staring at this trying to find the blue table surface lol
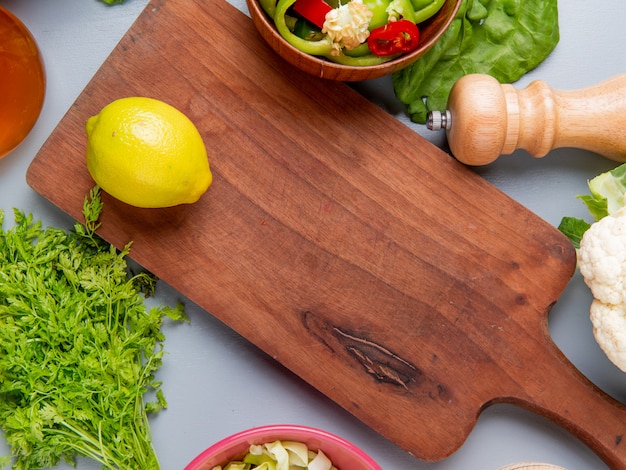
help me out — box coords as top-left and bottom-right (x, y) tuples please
(1, 1), (625, 468)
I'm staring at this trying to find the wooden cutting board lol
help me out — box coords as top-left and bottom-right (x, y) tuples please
(25, 0), (626, 466)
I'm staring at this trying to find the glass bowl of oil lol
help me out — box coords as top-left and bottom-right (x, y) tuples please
(0, 7), (46, 159)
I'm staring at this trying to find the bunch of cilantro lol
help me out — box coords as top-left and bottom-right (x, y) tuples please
(0, 188), (187, 470)
(392, 0), (560, 123)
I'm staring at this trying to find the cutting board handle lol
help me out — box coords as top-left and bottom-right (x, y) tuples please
(510, 337), (626, 469)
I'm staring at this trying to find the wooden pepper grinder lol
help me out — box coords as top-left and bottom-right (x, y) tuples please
(427, 73), (626, 166)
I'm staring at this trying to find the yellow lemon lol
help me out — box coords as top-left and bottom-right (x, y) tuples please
(85, 97), (212, 208)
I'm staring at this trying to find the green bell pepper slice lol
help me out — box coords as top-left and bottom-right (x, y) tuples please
(273, 0), (394, 66)
(259, 0), (278, 19)
(413, 0), (445, 23)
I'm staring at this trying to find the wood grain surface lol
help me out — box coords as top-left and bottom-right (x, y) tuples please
(25, 0), (626, 466)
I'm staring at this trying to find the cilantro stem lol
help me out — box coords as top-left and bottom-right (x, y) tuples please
(0, 187), (186, 469)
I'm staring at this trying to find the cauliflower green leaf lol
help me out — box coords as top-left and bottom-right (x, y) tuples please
(558, 163), (626, 247)
(584, 163), (626, 219)
(557, 217), (591, 250)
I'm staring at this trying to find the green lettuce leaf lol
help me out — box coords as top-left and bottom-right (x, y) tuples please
(392, 0), (560, 123)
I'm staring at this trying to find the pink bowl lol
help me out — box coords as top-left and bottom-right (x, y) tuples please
(184, 424), (382, 470)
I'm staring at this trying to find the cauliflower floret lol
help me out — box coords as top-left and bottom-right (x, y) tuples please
(590, 300), (626, 372)
(322, 0), (372, 56)
(578, 206), (626, 371)
(578, 206), (626, 305)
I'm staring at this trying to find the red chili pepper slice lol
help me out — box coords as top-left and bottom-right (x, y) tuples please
(367, 19), (420, 57)
(292, 0), (333, 29)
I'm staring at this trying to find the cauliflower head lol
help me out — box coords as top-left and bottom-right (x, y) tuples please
(578, 206), (626, 305)
(579, 206), (626, 371)
(322, 0), (372, 56)
(590, 300), (626, 372)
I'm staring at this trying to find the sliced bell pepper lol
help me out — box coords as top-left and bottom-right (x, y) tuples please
(385, 0), (416, 24)
(292, 0), (333, 29)
(259, 0), (278, 18)
(274, 0), (393, 66)
(293, 17), (325, 41)
(413, 0), (445, 23)
(363, 0), (393, 30)
(367, 19), (419, 56)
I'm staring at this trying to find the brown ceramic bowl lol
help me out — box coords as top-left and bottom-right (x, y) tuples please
(246, 0), (461, 81)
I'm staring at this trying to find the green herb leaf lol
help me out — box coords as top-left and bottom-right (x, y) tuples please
(0, 187), (187, 469)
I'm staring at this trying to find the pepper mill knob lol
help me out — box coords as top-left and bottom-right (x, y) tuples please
(427, 73), (626, 166)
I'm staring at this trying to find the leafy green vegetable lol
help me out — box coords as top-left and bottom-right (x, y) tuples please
(392, 0), (560, 123)
(0, 187), (188, 469)
(557, 217), (591, 250)
(558, 163), (626, 247)
(582, 163), (626, 219)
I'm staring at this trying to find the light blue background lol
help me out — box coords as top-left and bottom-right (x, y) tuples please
(1, 1), (625, 468)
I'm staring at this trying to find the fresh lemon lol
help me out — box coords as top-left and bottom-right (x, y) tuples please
(85, 97), (212, 208)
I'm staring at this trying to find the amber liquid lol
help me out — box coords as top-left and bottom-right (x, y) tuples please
(0, 7), (45, 158)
